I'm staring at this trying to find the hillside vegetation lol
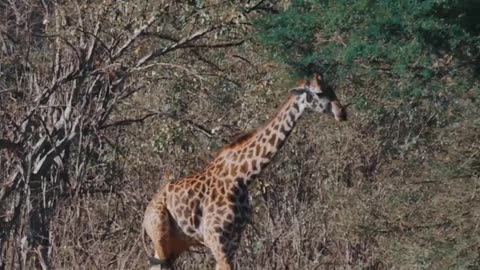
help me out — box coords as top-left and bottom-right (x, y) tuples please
(1, 0), (479, 269)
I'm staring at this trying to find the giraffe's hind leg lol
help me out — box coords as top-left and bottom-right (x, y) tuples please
(143, 199), (178, 270)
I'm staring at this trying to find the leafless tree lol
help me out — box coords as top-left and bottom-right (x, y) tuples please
(0, 1), (247, 268)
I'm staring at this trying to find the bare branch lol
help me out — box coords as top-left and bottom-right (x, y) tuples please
(245, 0), (280, 14)
(140, 32), (178, 42)
(99, 112), (171, 130)
(132, 62), (206, 85)
(178, 39), (245, 49)
(33, 118), (79, 175)
(0, 139), (22, 151)
(86, 20), (101, 64)
(141, 31), (246, 48)
(135, 25), (221, 68)
(0, 169), (21, 203)
(111, 13), (159, 60)
(183, 119), (215, 139)
(74, 0), (85, 45)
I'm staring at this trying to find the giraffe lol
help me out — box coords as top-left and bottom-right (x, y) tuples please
(143, 73), (347, 270)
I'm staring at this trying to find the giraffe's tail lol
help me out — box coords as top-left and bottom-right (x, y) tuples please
(141, 226), (151, 258)
(147, 257), (173, 270)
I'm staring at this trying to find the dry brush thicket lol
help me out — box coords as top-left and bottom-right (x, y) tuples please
(1, 1), (479, 270)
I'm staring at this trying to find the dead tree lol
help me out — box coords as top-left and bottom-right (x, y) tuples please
(0, 1), (246, 269)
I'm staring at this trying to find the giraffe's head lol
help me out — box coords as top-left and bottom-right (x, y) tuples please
(290, 73), (347, 121)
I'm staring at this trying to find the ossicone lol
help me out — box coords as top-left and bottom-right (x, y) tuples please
(289, 87), (308, 96)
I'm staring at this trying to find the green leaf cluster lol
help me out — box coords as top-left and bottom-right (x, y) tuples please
(255, 0), (480, 100)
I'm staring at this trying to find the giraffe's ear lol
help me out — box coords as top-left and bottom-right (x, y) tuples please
(295, 79), (310, 88)
(313, 72), (323, 82)
(310, 72), (324, 93)
(289, 87), (308, 96)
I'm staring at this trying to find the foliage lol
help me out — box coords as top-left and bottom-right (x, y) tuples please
(254, 1), (480, 269)
(1, 0), (479, 269)
(255, 0), (480, 99)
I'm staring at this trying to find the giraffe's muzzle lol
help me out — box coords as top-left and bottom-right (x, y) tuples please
(332, 101), (347, 121)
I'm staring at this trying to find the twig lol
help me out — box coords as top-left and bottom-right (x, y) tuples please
(112, 13), (159, 60)
(184, 119), (214, 139)
(135, 25), (220, 68)
(98, 112), (171, 130)
(232, 54), (254, 66)
(0, 139), (22, 151)
(132, 62), (206, 87)
(0, 169), (21, 203)
(142, 31), (245, 48)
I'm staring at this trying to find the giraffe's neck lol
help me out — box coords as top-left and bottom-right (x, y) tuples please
(214, 94), (307, 186)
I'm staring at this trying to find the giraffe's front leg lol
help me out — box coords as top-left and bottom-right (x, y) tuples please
(204, 204), (249, 270)
(205, 227), (240, 270)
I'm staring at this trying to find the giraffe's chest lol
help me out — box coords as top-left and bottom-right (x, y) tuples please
(166, 178), (252, 241)
(228, 183), (252, 230)
(203, 180), (252, 231)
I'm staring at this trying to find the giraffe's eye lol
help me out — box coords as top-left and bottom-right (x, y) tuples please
(324, 102), (332, 112)
(316, 92), (326, 98)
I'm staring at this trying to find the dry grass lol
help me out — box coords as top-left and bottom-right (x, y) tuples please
(43, 51), (480, 269)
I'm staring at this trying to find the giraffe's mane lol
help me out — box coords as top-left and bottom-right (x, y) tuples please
(224, 129), (257, 149)
(221, 95), (297, 151)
